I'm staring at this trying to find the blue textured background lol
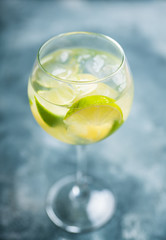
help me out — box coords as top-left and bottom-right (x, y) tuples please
(0, 0), (166, 239)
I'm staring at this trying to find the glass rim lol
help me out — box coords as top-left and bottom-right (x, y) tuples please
(37, 31), (125, 84)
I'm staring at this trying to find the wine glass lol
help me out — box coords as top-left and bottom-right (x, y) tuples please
(28, 32), (134, 233)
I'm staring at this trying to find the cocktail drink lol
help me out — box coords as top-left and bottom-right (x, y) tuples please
(28, 32), (134, 233)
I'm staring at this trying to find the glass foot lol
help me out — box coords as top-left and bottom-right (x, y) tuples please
(46, 175), (116, 233)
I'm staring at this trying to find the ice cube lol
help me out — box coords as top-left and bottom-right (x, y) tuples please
(60, 51), (70, 63)
(112, 68), (127, 92)
(52, 63), (78, 80)
(92, 55), (105, 73)
(52, 68), (66, 76)
(84, 54), (107, 77)
(77, 54), (90, 63)
(103, 64), (117, 74)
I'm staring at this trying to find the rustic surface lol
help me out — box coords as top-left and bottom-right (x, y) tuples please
(0, 0), (166, 239)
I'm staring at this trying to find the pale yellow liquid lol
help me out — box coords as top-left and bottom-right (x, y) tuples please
(28, 48), (133, 144)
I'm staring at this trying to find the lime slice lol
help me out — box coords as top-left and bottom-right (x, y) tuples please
(73, 74), (97, 96)
(35, 96), (67, 127)
(90, 83), (118, 99)
(64, 95), (123, 143)
(38, 84), (75, 106)
(74, 73), (97, 82)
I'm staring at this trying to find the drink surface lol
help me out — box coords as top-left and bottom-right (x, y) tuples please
(28, 48), (133, 144)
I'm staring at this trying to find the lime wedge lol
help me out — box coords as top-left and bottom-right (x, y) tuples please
(64, 95), (123, 143)
(35, 96), (66, 127)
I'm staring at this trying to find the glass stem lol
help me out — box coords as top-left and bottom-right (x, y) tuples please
(70, 145), (88, 200)
(76, 145), (86, 186)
